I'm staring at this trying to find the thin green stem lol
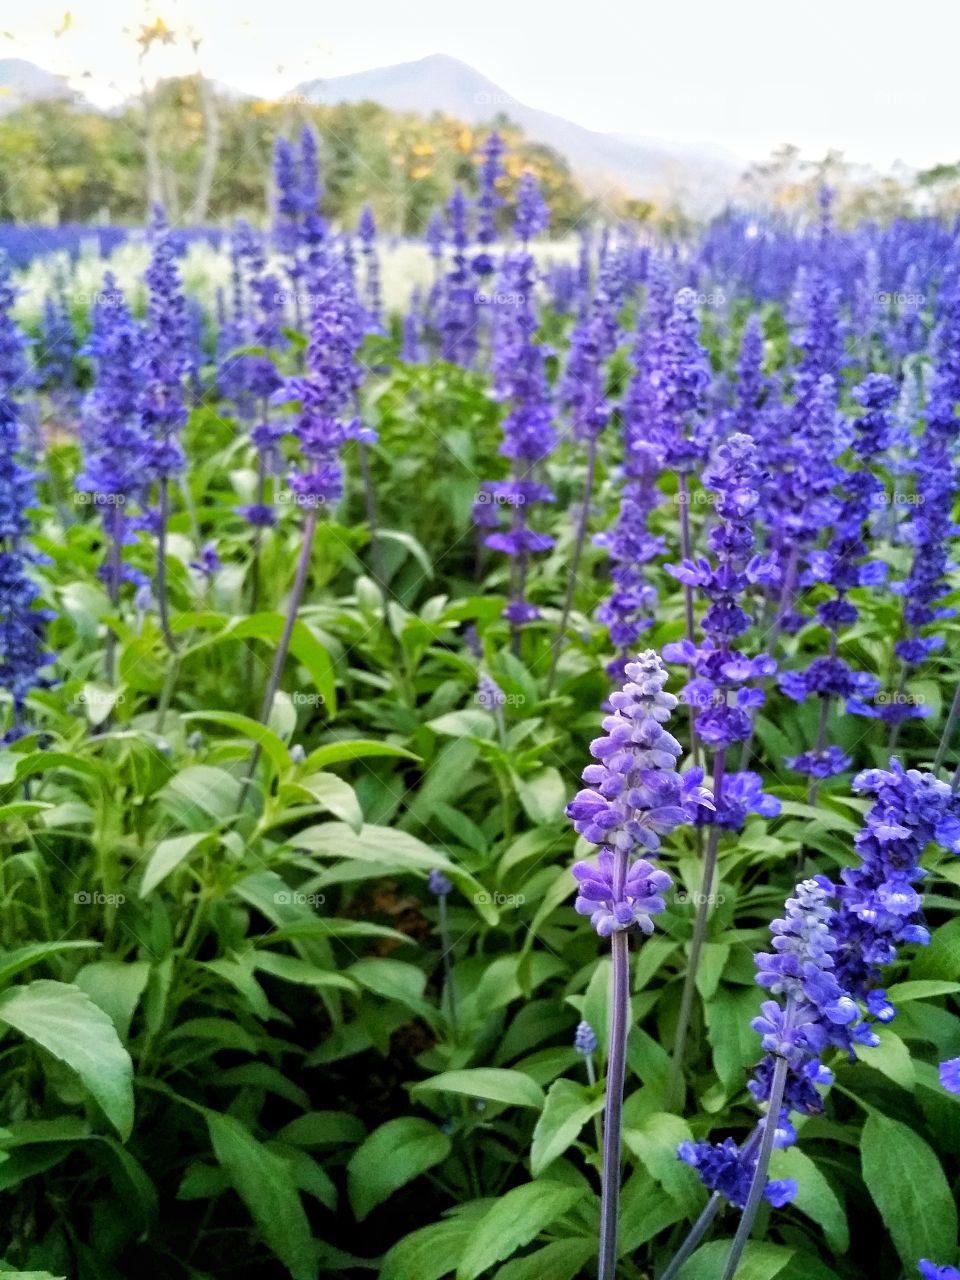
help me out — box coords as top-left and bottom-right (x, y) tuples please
(720, 1004), (795, 1280)
(598, 845), (630, 1280)
(666, 748), (726, 1109)
(546, 434), (597, 696)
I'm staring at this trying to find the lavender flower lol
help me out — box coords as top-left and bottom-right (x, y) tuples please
(428, 868), (453, 897)
(568, 651), (710, 931)
(664, 433), (779, 754)
(939, 1057), (960, 1094)
(574, 1020), (598, 1056)
(514, 172), (549, 246)
(0, 255), (53, 735)
(356, 205), (383, 332)
(568, 650), (709, 1280)
(472, 132), (504, 277)
(483, 249), (555, 629)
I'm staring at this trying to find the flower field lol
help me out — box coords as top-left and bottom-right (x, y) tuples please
(1, 127), (960, 1280)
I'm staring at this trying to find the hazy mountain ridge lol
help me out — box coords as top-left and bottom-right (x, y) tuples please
(296, 53), (742, 211)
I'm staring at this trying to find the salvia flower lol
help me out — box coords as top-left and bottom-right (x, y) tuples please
(568, 651), (711, 936)
(574, 1020), (599, 1057)
(473, 132), (504, 276)
(428, 868), (452, 897)
(283, 275), (374, 511)
(664, 433), (779, 753)
(482, 249), (556, 625)
(356, 205), (383, 332)
(140, 207), (190, 492)
(0, 255), (53, 736)
(514, 172), (549, 246)
(939, 1057), (960, 1094)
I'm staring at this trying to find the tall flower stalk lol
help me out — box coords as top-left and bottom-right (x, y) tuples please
(663, 434), (779, 1102)
(78, 275), (150, 681)
(140, 208), (190, 654)
(567, 651), (710, 1279)
(0, 254), (53, 738)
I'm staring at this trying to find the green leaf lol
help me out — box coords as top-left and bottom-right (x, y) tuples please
(381, 1209), (491, 1280)
(183, 711), (290, 775)
(304, 739), (420, 769)
(530, 1079), (604, 1174)
(0, 981), (134, 1139)
(230, 612), (337, 717)
(74, 961), (150, 1042)
(705, 985), (761, 1091)
(676, 1240), (795, 1280)
(886, 979), (960, 1002)
(514, 767), (566, 824)
(623, 1113), (703, 1215)
(494, 1239), (595, 1280)
(854, 1026), (915, 1090)
(295, 772), (364, 832)
(157, 765), (242, 827)
(277, 1112), (365, 1147)
(457, 1182), (584, 1280)
(206, 1112), (316, 1280)
(348, 957), (435, 1022)
(0, 941), (99, 987)
(860, 1111), (957, 1269)
(769, 1146), (848, 1252)
(347, 1117), (451, 1221)
(140, 832), (216, 897)
(413, 1068), (545, 1110)
(910, 917), (960, 981)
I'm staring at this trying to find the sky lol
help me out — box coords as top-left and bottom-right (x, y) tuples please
(5, 0), (958, 171)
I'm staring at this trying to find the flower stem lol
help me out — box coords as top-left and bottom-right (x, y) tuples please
(241, 507), (318, 801)
(599, 891), (630, 1280)
(666, 748), (726, 1109)
(437, 893), (458, 1039)
(934, 684), (960, 774)
(658, 1193), (722, 1280)
(156, 477), (178, 654)
(677, 472), (701, 769)
(546, 434), (597, 696)
(720, 1006), (794, 1280)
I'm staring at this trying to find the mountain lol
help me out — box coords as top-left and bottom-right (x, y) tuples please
(296, 53), (741, 211)
(0, 58), (77, 114)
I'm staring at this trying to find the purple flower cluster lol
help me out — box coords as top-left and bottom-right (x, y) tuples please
(681, 759), (960, 1213)
(595, 264), (672, 678)
(664, 434), (780, 824)
(568, 651), (711, 936)
(282, 275), (375, 511)
(140, 207), (191, 490)
(481, 243), (555, 626)
(0, 255), (53, 736)
(892, 273), (960, 669)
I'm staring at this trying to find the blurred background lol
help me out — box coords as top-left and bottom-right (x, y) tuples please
(3, 0), (960, 238)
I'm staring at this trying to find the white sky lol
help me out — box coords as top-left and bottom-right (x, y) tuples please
(5, 0), (957, 170)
